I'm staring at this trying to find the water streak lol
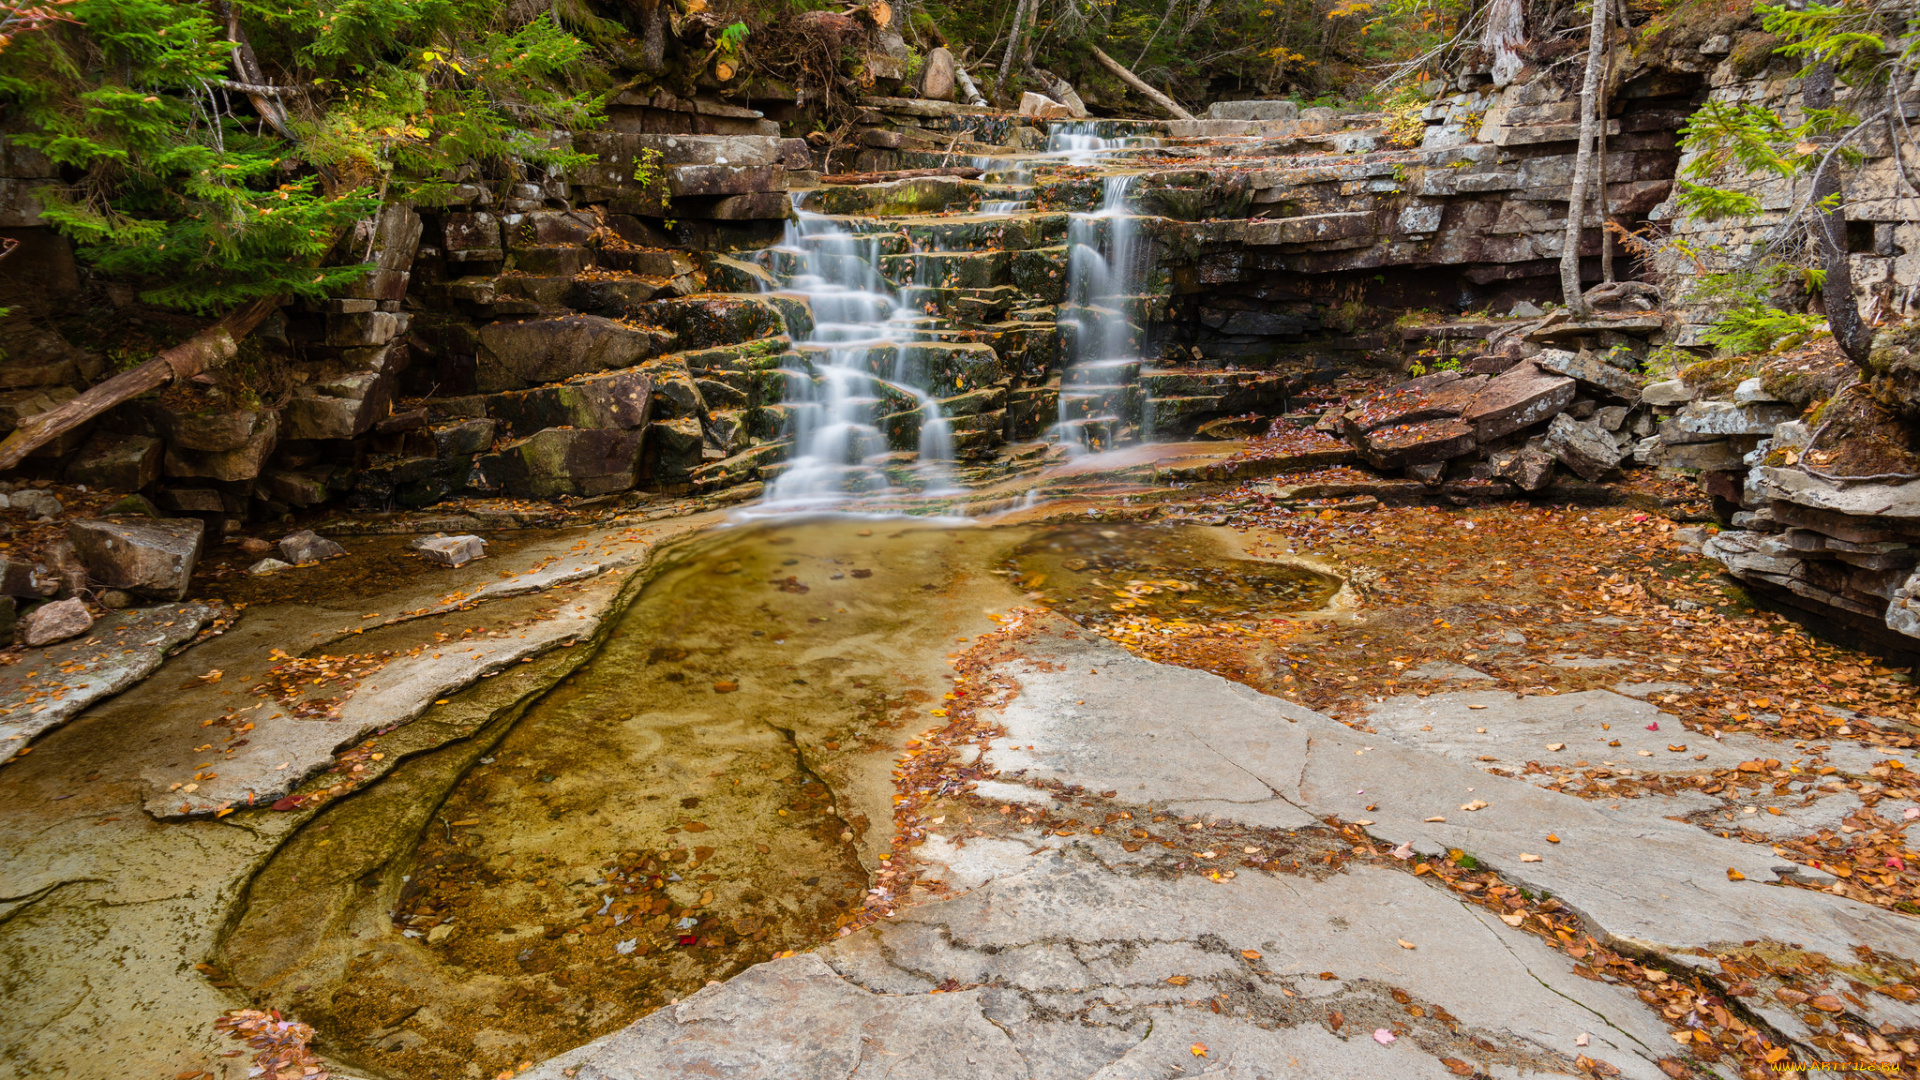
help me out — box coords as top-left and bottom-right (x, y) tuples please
(754, 206), (953, 509)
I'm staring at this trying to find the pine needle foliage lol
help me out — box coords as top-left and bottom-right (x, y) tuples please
(0, 0), (609, 313)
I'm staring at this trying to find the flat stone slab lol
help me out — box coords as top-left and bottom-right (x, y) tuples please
(0, 603), (220, 754)
(1362, 689), (1920, 778)
(141, 580), (617, 818)
(544, 850), (1677, 1080)
(972, 619), (1920, 1018)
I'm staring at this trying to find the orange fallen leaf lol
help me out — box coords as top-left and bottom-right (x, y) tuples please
(1726, 868), (1745, 881)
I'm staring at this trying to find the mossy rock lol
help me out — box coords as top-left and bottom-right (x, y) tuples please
(1865, 322), (1920, 418)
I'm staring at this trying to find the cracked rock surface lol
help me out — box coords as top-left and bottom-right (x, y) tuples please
(534, 616), (1920, 1079)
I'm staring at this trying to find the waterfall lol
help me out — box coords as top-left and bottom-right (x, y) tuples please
(1054, 174), (1144, 453)
(755, 208), (954, 508)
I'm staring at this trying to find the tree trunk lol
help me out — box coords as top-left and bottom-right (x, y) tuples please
(1559, 0), (1609, 316)
(1088, 44), (1196, 121)
(1803, 59), (1874, 365)
(998, 0), (1032, 101)
(1596, 25), (1614, 285)
(0, 297), (281, 471)
(1482, 0), (1526, 88)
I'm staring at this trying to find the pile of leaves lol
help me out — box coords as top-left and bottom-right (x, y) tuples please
(212, 1008), (329, 1080)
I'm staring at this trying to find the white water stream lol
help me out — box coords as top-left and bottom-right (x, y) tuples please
(756, 208), (955, 509)
(753, 121), (1160, 507)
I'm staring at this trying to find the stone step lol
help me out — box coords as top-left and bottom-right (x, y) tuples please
(1143, 395), (1227, 433)
(793, 340), (1004, 394)
(880, 249), (1012, 290)
(1052, 416), (1119, 452)
(796, 176), (983, 217)
(1060, 385), (1143, 420)
(1063, 359), (1141, 387)
(642, 293), (813, 349)
(898, 284), (1022, 322)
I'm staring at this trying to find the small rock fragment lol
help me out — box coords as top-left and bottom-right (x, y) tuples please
(277, 529), (346, 565)
(249, 558), (294, 576)
(20, 597), (92, 646)
(410, 533), (488, 568)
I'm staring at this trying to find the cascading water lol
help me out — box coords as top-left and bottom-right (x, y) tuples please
(1054, 174), (1145, 452)
(755, 207), (954, 508)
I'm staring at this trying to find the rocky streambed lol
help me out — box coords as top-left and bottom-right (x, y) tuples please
(0, 507), (1344, 1080)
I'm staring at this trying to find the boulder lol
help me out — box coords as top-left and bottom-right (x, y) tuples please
(7, 489), (63, 520)
(1205, 100), (1298, 121)
(1357, 419), (1477, 470)
(67, 517), (205, 601)
(1652, 439), (1745, 472)
(410, 534), (488, 568)
(1865, 321), (1920, 417)
(646, 417), (706, 486)
(1488, 445), (1556, 492)
(163, 411), (277, 482)
(1660, 400), (1798, 443)
(488, 369), (654, 436)
(1534, 349), (1640, 401)
(921, 47), (956, 102)
(158, 408), (273, 453)
(66, 432), (161, 491)
(19, 598), (91, 647)
(277, 530), (346, 565)
(476, 315), (671, 392)
(1459, 361), (1575, 441)
(1018, 92), (1073, 120)
(0, 557), (52, 599)
(475, 427), (646, 497)
(282, 371), (395, 441)
(1639, 379), (1693, 406)
(1544, 413), (1624, 481)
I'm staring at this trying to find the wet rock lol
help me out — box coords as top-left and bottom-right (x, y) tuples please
(1544, 413), (1625, 481)
(921, 47), (956, 101)
(431, 419), (499, 457)
(476, 315), (672, 393)
(20, 597), (91, 646)
(66, 432), (162, 491)
(95, 589), (135, 610)
(1342, 370), (1482, 434)
(277, 530), (346, 565)
(67, 517), (204, 600)
(1534, 349), (1640, 401)
(410, 533), (488, 567)
(248, 558), (292, 576)
(1508, 300), (1544, 318)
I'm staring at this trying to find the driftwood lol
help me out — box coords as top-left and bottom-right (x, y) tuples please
(819, 166), (983, 185)
(1087, 45), (1194, 121)
(0, 297), (281, 470)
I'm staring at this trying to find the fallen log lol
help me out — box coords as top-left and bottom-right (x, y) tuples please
(819, 166), (984, 184)
(1087, 45), (1195, 121)
(0, 296), (281, 471)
